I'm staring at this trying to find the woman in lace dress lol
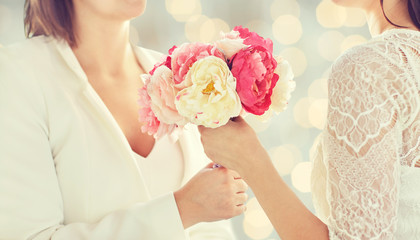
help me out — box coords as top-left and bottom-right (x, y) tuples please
(199, 0), (420, 239)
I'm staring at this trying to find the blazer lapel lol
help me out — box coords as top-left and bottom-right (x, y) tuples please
(177, 125), (211, 186)
(54, 39), (152, 200)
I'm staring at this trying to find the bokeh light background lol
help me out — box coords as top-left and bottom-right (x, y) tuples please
(0, 0), (371, 239)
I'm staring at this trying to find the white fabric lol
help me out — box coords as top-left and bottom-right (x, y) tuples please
(133, 135), (184, 198)
(311, 29), (420, 239)
(0, 36), (235, 240)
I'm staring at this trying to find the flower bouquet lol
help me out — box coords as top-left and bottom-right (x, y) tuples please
(138, 26), (295, 139)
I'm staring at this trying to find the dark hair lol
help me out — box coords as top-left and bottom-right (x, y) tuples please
(24, 0), (76, 46)
(380, 0), (420, 29)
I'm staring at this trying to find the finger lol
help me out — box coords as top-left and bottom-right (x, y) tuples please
(197, 125), (206, 133)
(231, 115), (245, 123)
(234, 179), (248, 193)
(210, 163), (226, 170)
(234, 204), (247, 215)
(227, 169), (241, 179)
(205, 162), (226, 169)
(235, 192), (248, 205)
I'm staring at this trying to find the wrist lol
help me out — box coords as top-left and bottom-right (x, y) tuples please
(173, 188), (200, 229)
(240, 146), (274, 184)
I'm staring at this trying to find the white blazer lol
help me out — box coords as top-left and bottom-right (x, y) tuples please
(0, 36), (236, 240)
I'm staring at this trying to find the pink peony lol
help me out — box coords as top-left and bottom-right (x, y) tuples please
(171, 42), (225, 86)
(149, 46), (177, 75)
(138, 74), (176, 139)
(233, 26), (273, 53)
(150, 55), (171, 75)
(147, 66), (187, 125)
(230, 45), (279, 115)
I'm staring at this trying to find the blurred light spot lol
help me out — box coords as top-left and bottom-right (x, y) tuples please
(243, 198), (274, 239)
(244, 114), (272, 133)
(318, 30), (345, 61)
(316, 0), (347, 28)
(185, 16), (230, 43)
(243, 211), (273, 239)
(293, 97), (313, 128)
(270, 0), (301, 19)
(129, 25), (140, 45)
(344, 8), (367, 27)
(321, 68), (331, 78)
(308, 78), (328, 99)
(245, 197), (261, 213)
(308, 98), (328, 130)
(246, 20), (271, 38)
(199, 19), (216, 43)
(272, 15), (302, 45)
(165, 0), (202, 22)
(341, 34), (367, 53)
(0, 5), (13, 34)
(269, 145), (298, 176)
(201, 18), (230, 43)
(185, 15), (210, 42)
(291, 162), (312, 193)
(280, 47), (307, 77)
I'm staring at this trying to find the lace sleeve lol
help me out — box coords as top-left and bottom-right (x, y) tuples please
(323, 44), (404, 240)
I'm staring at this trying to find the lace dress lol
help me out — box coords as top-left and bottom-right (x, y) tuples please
(311, 29), (420, 239)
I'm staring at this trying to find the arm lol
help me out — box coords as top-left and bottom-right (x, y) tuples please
(320, 46), (401, 239)
(199, 118), (329, 240)
(199, 45), (402, 240)
(177, 126), (245, 240)
(0, 49), (244, 240)
(0, 50), (189, 240)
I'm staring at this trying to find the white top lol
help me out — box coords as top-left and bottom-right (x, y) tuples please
(311, 29), (420, 239)
(133, 135), (185, 198)
(0, 36), (235, 240)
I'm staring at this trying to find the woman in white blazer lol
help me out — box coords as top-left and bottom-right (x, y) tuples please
(0, 0), (248, 239)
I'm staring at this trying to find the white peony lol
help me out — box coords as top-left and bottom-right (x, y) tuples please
(271, 57), (296, 113)
(175, 56), (242, 128)
(215, 30), (248, 59)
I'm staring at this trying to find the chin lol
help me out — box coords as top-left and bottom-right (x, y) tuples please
(119, 0), (147, 19)
(331, 0), (349, 7)
(331, 0), (371, 9)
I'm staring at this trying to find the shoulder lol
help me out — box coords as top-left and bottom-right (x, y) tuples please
(328, 39), (407, 92)
(0, 36), (56, 80)
(0, 36), (54, 63)
(330, 32), (414, 78)
(0, 37), (54, 107)
(331, 40), (392, 74)
(326, 40), (403, 114)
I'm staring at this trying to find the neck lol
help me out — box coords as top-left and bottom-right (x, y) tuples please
(71, 12), (138, 78)
(364, 0), (418, 36)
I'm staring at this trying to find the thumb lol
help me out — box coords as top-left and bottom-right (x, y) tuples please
(205, 162), (225, 169)
(197, 125), (206, 133)
(205, 162), (215, 168)
(231, 115), (245, 123)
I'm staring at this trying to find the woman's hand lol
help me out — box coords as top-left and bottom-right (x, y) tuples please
(174, 163), (248, 229)
(198, 116), (267, 176)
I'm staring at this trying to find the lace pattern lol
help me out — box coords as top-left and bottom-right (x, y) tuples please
(311, 29), (420, 239)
